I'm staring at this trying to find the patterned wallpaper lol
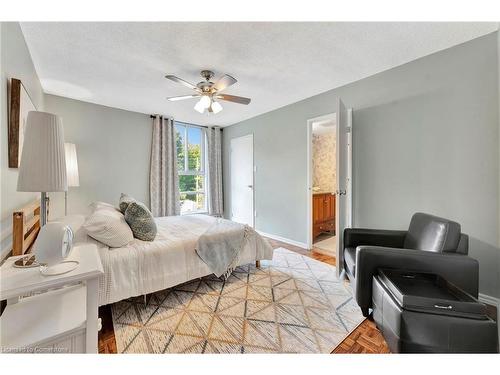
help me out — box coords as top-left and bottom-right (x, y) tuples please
(312, 133), (336, 192)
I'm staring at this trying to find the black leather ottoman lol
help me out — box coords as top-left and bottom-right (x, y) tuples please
(372, 269), (498, 353)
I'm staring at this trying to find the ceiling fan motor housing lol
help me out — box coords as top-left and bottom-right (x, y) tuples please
(198, 70), (215, 93)
(197, 82), (213, 93)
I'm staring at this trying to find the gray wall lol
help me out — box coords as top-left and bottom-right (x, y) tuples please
(44, 95), (152, 219)
(223, 32), (500, 298)
(0, 22), (45, 258)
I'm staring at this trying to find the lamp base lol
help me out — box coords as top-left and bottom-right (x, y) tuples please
(39, 261), (79, 276)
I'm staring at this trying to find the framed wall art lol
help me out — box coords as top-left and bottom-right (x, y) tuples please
(8, 78), (37, 168)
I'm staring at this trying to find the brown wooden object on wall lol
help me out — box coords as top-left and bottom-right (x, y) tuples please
(8, 78), (22, 168)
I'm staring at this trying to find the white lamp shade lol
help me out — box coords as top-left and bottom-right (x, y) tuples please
(194, 99), (206, 113)
(199, 95), (211, 109)
(211, 101), (223, 114)
(17, 111), (67, 192)
(65, 143), (80, 187)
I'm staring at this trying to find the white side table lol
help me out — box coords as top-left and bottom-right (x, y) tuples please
(0, 244), (103, 353)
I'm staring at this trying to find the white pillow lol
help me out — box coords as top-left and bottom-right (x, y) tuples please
(83, 206), (134, 248)
(89, 201), (117, 212)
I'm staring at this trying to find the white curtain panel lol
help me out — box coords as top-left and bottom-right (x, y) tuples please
(206, 127), (224, 217)
(150, 116), (180, 216)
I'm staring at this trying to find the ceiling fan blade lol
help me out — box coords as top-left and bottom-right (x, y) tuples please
(213, 74), (237, 92)
(166, 94), (200, 101)
(216, 94), (251, 105)
(165, 75), (199, 91)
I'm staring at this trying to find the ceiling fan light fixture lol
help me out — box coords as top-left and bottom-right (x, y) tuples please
(211, 101), (223, 114)
(194, 99), (206, 113)
(166, 70), (251, 115)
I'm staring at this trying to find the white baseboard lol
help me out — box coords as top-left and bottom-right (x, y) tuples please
(257, 230), (308, 250)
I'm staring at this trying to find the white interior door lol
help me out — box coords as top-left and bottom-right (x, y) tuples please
(346, 108), (353, 228)
(230, 134), (254, 227)
(335, 99), (352, 275)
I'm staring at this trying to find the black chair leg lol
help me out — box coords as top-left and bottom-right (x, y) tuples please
(361, 307), (370, 317)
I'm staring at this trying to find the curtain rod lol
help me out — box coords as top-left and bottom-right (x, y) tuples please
(149, 115), (223, 130)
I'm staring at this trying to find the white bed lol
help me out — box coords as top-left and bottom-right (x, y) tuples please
(64, 214), (273, 306)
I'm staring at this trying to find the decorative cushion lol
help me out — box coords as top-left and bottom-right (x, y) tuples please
(124, 201), (157, 241)
(119, 193), (136, 214)
(83, 206), (134, 248)
(403, 212), (461, 253)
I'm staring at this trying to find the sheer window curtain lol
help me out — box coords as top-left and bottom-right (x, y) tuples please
(150, 115), (180, 216)
(206, 126), (224, 217)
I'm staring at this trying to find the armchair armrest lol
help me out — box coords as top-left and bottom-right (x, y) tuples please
(344, 228), (407, 249)
(354, 245), (479, 312)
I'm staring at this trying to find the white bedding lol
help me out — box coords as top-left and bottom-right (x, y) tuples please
(68, 214), (273, 306)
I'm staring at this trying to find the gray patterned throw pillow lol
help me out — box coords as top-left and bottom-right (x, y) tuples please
(124, 201), (157, 241)
(119, 193), (136, 214)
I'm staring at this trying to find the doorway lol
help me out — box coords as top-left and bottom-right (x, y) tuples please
(307, 113), (337, 256)
(306, 99), (352, 275)
(230, 134), (255, 227)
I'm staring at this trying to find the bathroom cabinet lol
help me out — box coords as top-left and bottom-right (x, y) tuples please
(312, 192), (336, 240)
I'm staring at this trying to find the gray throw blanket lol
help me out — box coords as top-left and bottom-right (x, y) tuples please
(196, 218), (250, 278)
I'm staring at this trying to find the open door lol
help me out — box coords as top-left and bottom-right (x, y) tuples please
(335, 99), (352, 276)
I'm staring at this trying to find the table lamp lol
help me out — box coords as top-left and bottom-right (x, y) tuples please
(17, 111), (67, 226)
(64, 143), (80, 216)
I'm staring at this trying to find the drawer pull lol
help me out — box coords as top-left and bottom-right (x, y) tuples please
(434, 304), (453, 310)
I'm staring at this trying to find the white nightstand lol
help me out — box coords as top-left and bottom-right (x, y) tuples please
(0, 244), (103, 353)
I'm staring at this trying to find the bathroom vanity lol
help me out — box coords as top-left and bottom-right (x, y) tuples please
(312, 192), (336, 240)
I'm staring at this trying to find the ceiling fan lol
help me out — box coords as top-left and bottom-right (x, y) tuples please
(165, 70), (251, 114)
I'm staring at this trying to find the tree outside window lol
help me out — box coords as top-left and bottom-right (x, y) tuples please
(175, 123), (207, 214)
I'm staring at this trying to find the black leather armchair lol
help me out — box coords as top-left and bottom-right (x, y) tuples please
(343, 213), (479, 317)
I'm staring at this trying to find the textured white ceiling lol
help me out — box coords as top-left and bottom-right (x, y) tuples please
(21, 22), (498, 127)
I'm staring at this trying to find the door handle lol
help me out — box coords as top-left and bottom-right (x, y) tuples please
(335, 190), (347, 196)
(247, 185), (253, 188)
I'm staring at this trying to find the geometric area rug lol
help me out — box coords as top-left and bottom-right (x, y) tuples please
(111, 248), (364, 353)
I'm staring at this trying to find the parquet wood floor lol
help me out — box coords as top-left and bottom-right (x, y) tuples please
(333, 318), (391, 353)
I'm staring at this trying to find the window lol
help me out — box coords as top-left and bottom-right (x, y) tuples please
(175, 122), (207, 214)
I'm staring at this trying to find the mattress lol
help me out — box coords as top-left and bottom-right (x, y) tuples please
(65, 214), (273, 306)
